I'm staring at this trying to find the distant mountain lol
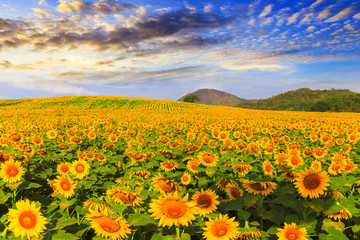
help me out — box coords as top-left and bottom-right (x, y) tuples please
(178, 89), (249, 106)
(235, 88), (360, 112)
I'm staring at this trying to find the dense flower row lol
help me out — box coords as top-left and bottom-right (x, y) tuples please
(0, 96), (359, 239)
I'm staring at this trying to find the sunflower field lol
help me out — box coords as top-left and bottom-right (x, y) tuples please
(0, 96), (360, 240)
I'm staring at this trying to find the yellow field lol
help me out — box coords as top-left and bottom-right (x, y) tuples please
(0, 96), (359, 240)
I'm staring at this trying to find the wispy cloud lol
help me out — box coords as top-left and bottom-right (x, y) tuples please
(259, 4), (273, 18)
(325, 6), (355, 22)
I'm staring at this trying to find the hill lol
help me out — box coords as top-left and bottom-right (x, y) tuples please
(178, 89), (248, 106)
(236, 88), (360, 112)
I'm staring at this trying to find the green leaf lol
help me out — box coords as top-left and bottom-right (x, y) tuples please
(0, 191), (9, 203)
(127, 212), (153, 226)
(322, 218), (345, 232)
(225, 197), (243, 211)
(150, 233), (164, 240)
(272, 194), (299, 209)
(237, 209), (251, 220)
(52, 230), (79, 240)
(284, 214), (299, 224)
(352, 225), (360, 233)
(244, 194), (260, 209)
(322, 226), (349, 240)
(25, 182), (43, 189)
(53, 217), (78, 230)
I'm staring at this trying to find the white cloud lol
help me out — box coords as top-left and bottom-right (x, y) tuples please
(325, 6), (354, 22)
(204, 4), (213, 13)
(10, 80), (95, 95)
(288, 12), (300, 24)
(353, 12), (360, 19)
(222, 63), (288, 72)
(155, 7), (171, 12)
(259, 4), (273, 18)
(309, 0), (326, 9)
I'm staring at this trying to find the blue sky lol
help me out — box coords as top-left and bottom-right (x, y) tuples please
(0, 0), (359, 100)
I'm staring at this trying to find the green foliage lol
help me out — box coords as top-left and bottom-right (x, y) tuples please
(236, 88), (360, 112)
(183, 94), (200, 103)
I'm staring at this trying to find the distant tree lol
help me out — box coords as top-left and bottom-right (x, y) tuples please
(183, 94), (200, 103)
(311, 101), (330, 112)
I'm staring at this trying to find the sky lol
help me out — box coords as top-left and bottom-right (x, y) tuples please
(0, 0), (360, 100)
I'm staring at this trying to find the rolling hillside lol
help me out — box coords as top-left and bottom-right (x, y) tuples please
(178, 89), (249, 106)
(235, 88), (360, 112)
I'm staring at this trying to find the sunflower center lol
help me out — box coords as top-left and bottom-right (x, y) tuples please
(97, 216), (121, 233)
(61, 181), (71, 191)
(303, 174), (320, 189)
(230, 188), (241, 198)
(198, 196), (211, 208)
(265, 165), (272, 172)
(285, 230), (299, 240)
(203, 155), (214, 163)
(212, 221), (228, 237)
(162, 200), (186, 219)
(75, 164), (85, 173)
(19, 211), (37, 229)
(61, 165), (69, 172)
(182, 176), (188, 181)
(250, 183), (266, 191)
(7, 166), (19, 177)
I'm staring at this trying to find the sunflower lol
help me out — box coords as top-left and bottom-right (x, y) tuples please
(70, 159), (90, 179)
(187, 159), (200, 174)
(232, 164), (252, 176)
(54, 175), (76, 198)
(216, 178), (236, 191)
(148, 192), (197, 227)
(108, 133), (118, 143)
(106, 188), (144, 207)
(7, 199), (47, 239)
(83, 200), (110, 212)
(344, 161), (357, 172)
(191, 189), (219, 217)
(276, 222), (307, 240)
(237, 228), (262, 240)
(46, 130), (57, 139)
(129, 170), (152, 179)
(282, 171), (300, 182)
(310, 161), (322, 172)
(160, 160), (178, 172)
(226, 183), (243, 200)
(294, 168), (329, 198)
(323, 208), (352, 220)
(243, 180), (277, 196)
(327, 162), (345, 176)
(57, 162), (70, 175)
(313, 147), (327, 159)
(152, 173), (181, 194)
(203, 214), (240, 240)
(87, 208), (131, 240)
(181, 172), (192, 185)
(262, 160), (273, 176)
(287, 155), (303, 168)
(198, 152), (219, 167)
(0, 159), (24, 184)
(275, 153), (288, 167)
(88, 131), (96, 140)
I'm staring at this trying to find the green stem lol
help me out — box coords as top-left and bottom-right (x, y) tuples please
(259, 196), (264, 232)
(176, 226), (181, 239)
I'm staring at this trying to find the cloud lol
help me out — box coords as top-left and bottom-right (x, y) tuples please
(204, 4), (213, 13)
(0, 7), (235, 53)
(56, 0), (133, 15)
(53, 66), (203, 84)
(9, 80), (95, 95)
(32, 8), (54, 19)
(259, 4), (273, 18)
(288, 12), (300, 24)
(0, 60), (35, 70)
(317, 5), (334, 19)
(222, 63), (288, 72)
(353, 12), (360, 19)
(309, 0), (326, 9)
(325, 6), (354, 22)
